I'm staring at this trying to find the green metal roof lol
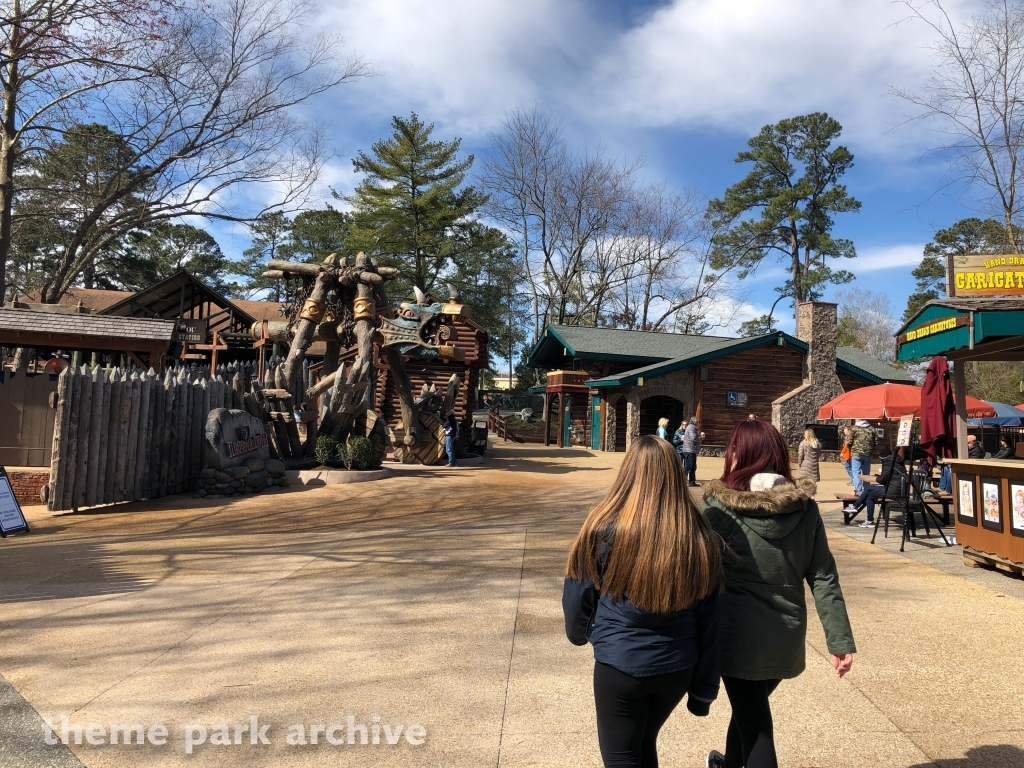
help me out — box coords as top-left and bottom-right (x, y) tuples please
(527, 324), (737, 368)
(896, 298), (1024, 361)
(586, 334), (784, 387)
(834, 345), (917, 385)
(583, 331), (916, 388)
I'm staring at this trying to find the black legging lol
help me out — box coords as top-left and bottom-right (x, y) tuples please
(593, 661), (694, 767)
(722, 676), (781, 768)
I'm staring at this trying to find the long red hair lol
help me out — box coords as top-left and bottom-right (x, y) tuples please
(721, 420), (794, 491)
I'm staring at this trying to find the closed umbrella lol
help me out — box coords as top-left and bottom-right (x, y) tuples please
(920, 358), (956, 466)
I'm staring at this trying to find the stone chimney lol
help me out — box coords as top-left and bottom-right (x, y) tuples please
(772, 301), (844, 445)
(795, 301), (840, 387)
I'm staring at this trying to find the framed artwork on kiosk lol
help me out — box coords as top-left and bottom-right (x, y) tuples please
(957, 476), (977, 526)
(980, 476), (1003, 533)
(1010, 482), (1024, 538)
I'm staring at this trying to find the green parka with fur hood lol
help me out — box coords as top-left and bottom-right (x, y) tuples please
(702, 475), (856, 680)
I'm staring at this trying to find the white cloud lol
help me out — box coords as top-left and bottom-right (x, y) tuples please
(320, 0), (596, 138)
(851, 243), (924, 272)
(587, 0), (983, 154)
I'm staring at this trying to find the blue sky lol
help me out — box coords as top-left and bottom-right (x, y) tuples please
(212, 0), (986, 335)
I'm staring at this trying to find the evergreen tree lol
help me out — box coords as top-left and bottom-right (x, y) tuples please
(902, 218), (1019, 323)
(108, 224), (230, 293)
(13, 123), (152, 294)
(737, 314), (779, 337)
(345, 113), (487, 294)
(233, 212), (294, 300)
(709, 113), (861, 317)
(283, 206), (352, 263)
(449, 222), (529, 385)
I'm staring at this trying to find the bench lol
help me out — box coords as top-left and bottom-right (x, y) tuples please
(921, 492), (952, 526)
(835, 493), (860, 524)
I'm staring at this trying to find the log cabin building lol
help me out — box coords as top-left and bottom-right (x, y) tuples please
(528, 302), (915, 451)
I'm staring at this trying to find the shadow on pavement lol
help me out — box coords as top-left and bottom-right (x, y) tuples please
(910, 745), (1024, 767)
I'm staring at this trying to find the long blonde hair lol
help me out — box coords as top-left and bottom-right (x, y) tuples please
(566, 435), (723, 613)
(803, 429), (820, 448)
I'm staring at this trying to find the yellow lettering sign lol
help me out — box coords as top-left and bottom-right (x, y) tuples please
(904, 317), (959, 342)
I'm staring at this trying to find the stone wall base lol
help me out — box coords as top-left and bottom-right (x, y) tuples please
(6, 468), (50, 506)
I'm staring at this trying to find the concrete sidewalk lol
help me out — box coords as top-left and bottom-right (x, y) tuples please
(1, 443), (1022, 767)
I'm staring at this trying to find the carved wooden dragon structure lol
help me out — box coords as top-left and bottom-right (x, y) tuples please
(251, 252), (468, 464)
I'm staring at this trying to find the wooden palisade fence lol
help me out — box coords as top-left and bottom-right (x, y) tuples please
(47, 359), (318, 511)
(47, 366), (234, 511)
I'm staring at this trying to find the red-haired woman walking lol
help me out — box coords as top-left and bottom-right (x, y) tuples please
(702, 420), (855, 768)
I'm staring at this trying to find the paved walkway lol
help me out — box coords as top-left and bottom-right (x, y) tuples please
(1, 443), (1023, 767)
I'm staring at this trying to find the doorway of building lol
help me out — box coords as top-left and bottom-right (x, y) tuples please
(640, 396), (686, 439)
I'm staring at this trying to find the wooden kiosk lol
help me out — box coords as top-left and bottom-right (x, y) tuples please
(897, 286), (1024, 573)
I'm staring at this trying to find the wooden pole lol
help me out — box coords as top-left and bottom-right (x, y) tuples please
(85, 367), (106, 507)
(188, 379), (204, 490)
(158, 372), (175, 497)
(146, 375), (164, 500)
(953, 359), (969, 459)
(70, 365), (94, 509)
(47, 367), (73, 512)
(60, 367), (82, 511)
(133, 371), (153, 501)
(112, 371), (133, 501)
(174, 369), (190, 493)
(103, 370), (123, 505)
(123, 372), (142, 501)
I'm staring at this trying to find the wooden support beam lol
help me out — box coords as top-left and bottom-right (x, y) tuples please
(952, 359), (969, 459)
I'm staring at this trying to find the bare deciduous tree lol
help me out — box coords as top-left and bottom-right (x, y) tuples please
(4, 0), (369, 304)
(894, 0), (1024, 251)
(482, 108), (735, 339)
(836, 287), (898, 362)
(0, 0), (178, 301)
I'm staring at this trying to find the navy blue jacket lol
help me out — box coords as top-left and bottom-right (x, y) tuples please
(562, 575), (721, 702)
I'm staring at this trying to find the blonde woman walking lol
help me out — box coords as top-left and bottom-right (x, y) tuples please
(656, 417), (670, 440)
(797, 429), (821, 483)
(563, 435), (724, 768)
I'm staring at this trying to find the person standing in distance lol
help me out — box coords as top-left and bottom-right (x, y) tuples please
(702, 420), (855, 768)
(656, 417), (670, 440)
(563, 435), (723, 768)
(679, 417), (704, 487)
(848, 419), (877, 494)
(444, 412), (459, 467)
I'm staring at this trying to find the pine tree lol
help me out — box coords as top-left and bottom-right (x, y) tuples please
(901, 218), (1019, 324)
(234, 212), (293, 300)
(283, 206), (352, 263)
(345, 113), (487, 293)
(709, 113), (860, 317)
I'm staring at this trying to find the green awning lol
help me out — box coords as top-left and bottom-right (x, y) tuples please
(896, 298), (1024, 361)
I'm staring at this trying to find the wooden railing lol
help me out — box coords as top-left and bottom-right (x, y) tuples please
(546, 369), (590, 388)
(488, 405), (524, 443)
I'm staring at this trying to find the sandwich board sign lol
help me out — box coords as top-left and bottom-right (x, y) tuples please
(0, 467), (30, 537)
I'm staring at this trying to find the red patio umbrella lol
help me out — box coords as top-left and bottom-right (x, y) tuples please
(816, 382), (995, 420)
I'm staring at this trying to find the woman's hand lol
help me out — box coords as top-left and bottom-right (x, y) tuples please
(831, 653), (853, 678)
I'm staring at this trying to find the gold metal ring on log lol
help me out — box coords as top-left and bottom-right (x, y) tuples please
(299, 298), (326, 323)
(353, 297), (376, 321)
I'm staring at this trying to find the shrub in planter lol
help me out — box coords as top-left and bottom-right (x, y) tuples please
(343, 436), (383, 470)
(315, 434), (344, 468)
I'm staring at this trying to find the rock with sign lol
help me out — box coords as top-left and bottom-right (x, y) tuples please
(203, 408), (271, 469)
